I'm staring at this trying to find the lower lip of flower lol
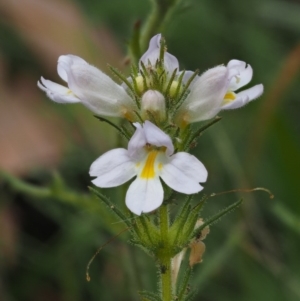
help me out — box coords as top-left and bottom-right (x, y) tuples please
(140, 150), (159, 179)
(222, 91), (236, 105)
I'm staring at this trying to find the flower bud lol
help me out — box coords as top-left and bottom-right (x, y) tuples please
(141, 90), (166, 121)
(169, 81), (180, 98)
(135, 75), (144, 94)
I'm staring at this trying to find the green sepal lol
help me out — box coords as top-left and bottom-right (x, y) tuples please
(133, 214), (160, 251)
(157, 36), (166, 71)
(171, 195), (207, 250)
(176, 127), (191, 152)
(139, 290), (162, 301)
(174, 70), (185, 101)
(88, 187), (132, 228)
(174, 69), (199, 111)
(177, 69), (199, 103)
(176, 267), (193, 301)
(175, 198), (207, 249)
(109, 65), (134, 92)
(109, 65), (140, 108)
(169, 195), (193, 242)
(128, 238), (154, 257)
(93, 115), (132, 141)
(183, 289), (197, 301)
(191, 199), (243, 240)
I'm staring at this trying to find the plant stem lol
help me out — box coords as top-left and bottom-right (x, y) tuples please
(161, 255), (172, 301)
(159, 204), (173, 301)
(141, 0), (176, 53)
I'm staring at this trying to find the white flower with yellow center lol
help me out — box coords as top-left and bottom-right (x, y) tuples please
(38, 55), (136, 119)
(174, 59), (264, 125)
(90, 121), (208, 215)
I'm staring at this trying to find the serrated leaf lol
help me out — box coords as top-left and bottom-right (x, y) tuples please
(139, 290), (162, 301)
(171, 195), (207, 248)
(183, 289), (197, 301)
(89, 187), (132, 227)
(191, 199), (243, 240)
(93, 115), (132, 141)
(176, 267), (193, 301)
(170, 195), (193, 236)
(183, 116), (222, 151)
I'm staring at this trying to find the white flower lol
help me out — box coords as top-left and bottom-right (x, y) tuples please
(38, 55), (136, 119)
(140, 34), (179, 75)
(90, 121), (208, 215)
(175, 59), (264, 125)
(140, 34), (195, 84)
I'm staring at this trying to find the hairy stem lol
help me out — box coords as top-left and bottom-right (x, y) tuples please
(159, 204), (173, 301)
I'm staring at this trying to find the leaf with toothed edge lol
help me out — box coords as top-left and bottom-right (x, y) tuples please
(139, 290), (162, 301)
(191, 199), (243, 241)
(89, 186), (132, 228)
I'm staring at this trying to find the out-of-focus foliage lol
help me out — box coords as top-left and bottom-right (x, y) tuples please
(0, 0), (299, 300)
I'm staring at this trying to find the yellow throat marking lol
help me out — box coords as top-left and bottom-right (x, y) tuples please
(222, 91), (236, 105)
(140, 150), (159, 179)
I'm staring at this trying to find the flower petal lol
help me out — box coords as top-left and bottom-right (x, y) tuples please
(60, 55), (136, 117)
(176, 66), (230, 124)
(227, 59), (246, 71)
(139, 34), (179, 74)
(127, 123), (147, 159)
(222, 84), (263, 110)
(160, 153), (207, 194)
(90, 148), (136, 187)
(57, 55), (86, 82)
(37, 77), (80, 103)
(228, 61), (253, 91)
(143, 121), (174, 156)
(125, 177), (164, 215)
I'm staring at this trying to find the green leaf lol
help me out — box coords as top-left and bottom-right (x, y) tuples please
(175, 69), (199, 110)
(171, 195), (207, 248)
(183, 116), (222, 151)
(88, 187), (132, 227)
(183, 289), (197, 301)
(139, 290), (162, 301)
(176, 267), (193, 301)
(191, 199), (243, 240)
(133, 215), (160, 250)
(93, 115), (132, 141)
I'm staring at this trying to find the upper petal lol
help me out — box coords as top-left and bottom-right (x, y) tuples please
(90, 148), (136, 187)
(57, 55), (87, 82)
(59, 55), (136, 117)
(125, 177), (164, 215)
(227, 59), (246, 71)
(227, 60), (253, 91)
(160, 152), (207, 194)
(140, 34), (179, 74)
(37, 77), (80, 103)
(143, 121), (174, 156)
(127, 124), (147, 159)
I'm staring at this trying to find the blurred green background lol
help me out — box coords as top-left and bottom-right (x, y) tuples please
(0, 0), (299, 300)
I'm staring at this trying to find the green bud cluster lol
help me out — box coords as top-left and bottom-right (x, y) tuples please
(110, 38), (199, 130)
